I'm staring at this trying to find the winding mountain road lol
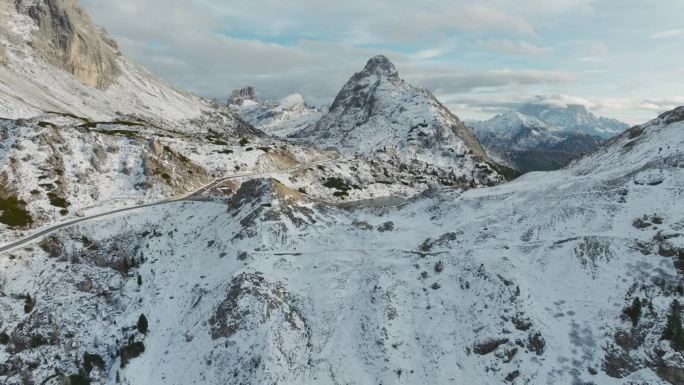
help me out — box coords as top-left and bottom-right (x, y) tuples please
(0, 156), (342, 255)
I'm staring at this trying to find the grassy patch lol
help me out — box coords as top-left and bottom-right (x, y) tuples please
(45, 111), (91, 123)
(47, 192), (70, 208)
(92, 129), (140, 138)
(323, 177), (351, 191)
(0, 196), (33, 227)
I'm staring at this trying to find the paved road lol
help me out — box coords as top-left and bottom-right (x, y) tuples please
(0, 156), (341, 255)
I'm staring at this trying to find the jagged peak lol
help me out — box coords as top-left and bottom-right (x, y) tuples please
(361, 55), (398, 78)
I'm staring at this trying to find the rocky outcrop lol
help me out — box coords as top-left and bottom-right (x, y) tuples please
(15, 0), (120, 89)
(229, 86), (258, 106)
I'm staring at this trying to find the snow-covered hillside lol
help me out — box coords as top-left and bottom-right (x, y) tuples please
(1, 105), (682, 385)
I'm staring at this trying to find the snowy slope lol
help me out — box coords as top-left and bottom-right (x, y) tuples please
(1, 106), (682, 384)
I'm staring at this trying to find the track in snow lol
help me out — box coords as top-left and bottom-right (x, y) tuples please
(0, 156), (342, 255)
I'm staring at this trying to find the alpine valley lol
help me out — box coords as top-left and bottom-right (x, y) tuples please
(1, 1), (683, 385)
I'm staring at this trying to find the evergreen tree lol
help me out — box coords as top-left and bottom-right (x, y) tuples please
(137, 314), (148, 335)
(24, 294), (34, 313)
(662, 299), (684, 351)
(623, 297), (642, 326)
(137, 274), (143, 286)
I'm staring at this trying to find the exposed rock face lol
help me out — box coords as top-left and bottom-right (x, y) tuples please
(15, 0), (120, 89)
(229, 86), (258, 106)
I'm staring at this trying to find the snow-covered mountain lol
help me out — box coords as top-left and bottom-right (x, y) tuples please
(229, 87), (324, 137)
(293, 55), (487, 158)
(469, 105), (629, 172)
(290, 55), (506, 186)
(1, 104), (683, 385)
(519, 103), (628, 139)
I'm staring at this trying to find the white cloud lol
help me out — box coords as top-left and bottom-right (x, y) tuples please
(529, 94), (595, 108)
(404, 68), (575, 94)
(639, 96), (684, 111)
(484, 40), (544, 55)
(455, 6), (535, 36)
(649, 29), (684, 39)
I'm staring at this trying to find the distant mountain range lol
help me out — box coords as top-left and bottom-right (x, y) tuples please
(228, 87), (325, 137)
(468, 105), (629, 172)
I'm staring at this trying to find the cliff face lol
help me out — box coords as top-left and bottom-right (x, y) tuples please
(15, 0), (120, 89)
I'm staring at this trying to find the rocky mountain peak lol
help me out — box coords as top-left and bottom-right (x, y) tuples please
(291, 54), (497, 186)
(361, 54), (398, 78)
(229, 86), (258, 106)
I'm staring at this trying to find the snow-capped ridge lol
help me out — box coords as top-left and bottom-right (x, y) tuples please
(517, 103), (628, 138)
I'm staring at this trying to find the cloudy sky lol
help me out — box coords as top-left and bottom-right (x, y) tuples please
(80, 0), (683, 124)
